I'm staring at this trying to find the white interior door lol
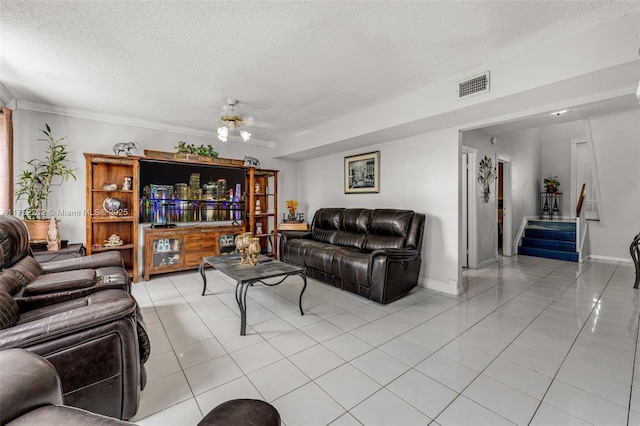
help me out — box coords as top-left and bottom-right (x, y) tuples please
(461, 152), (468, 268)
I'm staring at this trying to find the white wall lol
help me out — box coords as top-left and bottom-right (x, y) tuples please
(298, 128), (461, 294)
(586, 109), (640, 260)
(540, 121), (585, 216)
(12, 109), (298, 244)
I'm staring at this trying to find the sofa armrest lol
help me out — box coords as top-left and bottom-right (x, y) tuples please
(368, 248), (422, 304)
(369, 247), (421, 261)
(0, 290), (137, 349)
(280, 231), (312, 244)
(40, 251), (125, 273)
(0, 348), (63, 424)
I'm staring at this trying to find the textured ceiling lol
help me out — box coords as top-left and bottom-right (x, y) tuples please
(1, 1), (639, 144)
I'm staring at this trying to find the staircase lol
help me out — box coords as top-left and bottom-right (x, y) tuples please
(518, 220), (579, 262)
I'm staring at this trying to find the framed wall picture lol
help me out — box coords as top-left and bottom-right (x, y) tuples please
(344, 151), (380, 194)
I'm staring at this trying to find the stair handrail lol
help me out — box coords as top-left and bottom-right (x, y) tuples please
(576, 183), (588, 263)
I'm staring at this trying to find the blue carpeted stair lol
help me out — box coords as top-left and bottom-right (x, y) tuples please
(519, 220), (578, 262)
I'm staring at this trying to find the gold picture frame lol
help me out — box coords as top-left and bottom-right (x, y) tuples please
(344, 151), (380, 194)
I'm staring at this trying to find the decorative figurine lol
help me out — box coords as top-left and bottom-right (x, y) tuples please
(256, 222), (263, 235)
(104, 234), (124, 247)
(254, 182), (260, 194)
(255, 199), (262, 215)
(122, 176), (132, 190)
(46, 217), (60, 251)
(248, 238), (261, 265)
(235, 232), (252, 264)
(112, 142), (140, 157)
(243, 156), (260, 168)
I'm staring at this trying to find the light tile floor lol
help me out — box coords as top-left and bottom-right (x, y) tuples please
(130, 255), (640, 425)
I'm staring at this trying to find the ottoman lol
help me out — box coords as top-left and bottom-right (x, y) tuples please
(198, 399), (281, 426)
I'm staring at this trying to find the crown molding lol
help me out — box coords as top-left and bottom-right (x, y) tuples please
(0, 82), (15, 107)
(14, 100), (276, 148)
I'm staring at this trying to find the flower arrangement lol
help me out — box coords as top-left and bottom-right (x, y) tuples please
(286, 199), (299, 214)
(543, 175), (560, 193)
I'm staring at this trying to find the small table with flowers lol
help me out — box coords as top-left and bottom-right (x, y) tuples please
(199, 253), (306, 335)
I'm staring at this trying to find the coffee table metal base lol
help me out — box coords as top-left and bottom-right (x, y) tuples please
(199, 256), (306, 336)
(234, 272), (306, 336)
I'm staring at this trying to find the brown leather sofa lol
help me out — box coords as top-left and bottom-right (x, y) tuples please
(280, 208), (426, 304)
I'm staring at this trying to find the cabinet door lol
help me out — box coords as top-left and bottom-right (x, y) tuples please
(219, 232), (239, 255)
(151, 237), (182, 268)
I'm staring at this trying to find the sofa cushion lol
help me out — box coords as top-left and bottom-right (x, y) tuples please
(23, 270), (97, 297)
(303, 242), (342, 272)
(0, 289), (19, 330)
(282, 239), (315, 267)
(311, 208), (343, 244)
(9, 256), (43, 286)
(0, 216), (31, 268)
(332, 248), (371, 287)
(0, 272), (22, 296)
(363, 209), (413, 250)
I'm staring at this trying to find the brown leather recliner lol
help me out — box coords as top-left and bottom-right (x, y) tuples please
(0, 215), (149, 420)
(0, 215), (131, 308)
(0, 349), (282, 426)
(0, 288), (143, 420)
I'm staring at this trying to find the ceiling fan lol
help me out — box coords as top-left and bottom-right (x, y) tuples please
(217, 98), (251, 142)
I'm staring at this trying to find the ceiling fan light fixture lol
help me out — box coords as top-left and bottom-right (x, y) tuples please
(216, 98), (251, 142)
(217, 126), (229, 142)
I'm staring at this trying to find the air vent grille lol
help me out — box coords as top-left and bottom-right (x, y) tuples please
(458, 72), (490, 99)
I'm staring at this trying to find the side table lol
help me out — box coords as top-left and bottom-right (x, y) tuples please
(32, 243), (86, 263)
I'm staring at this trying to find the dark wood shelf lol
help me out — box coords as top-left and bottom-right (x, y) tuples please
(91, 216), (135, 223)
(92, 243), (135, 252)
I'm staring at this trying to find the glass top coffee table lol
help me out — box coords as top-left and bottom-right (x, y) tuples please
(199, 254), (307, 335)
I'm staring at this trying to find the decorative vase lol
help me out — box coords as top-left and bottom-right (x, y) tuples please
(235, 232), (252, 264)
(248, 237), (260, 265)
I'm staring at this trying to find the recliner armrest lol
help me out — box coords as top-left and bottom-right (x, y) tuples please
(280, 231), (312, 244)
(39, 251), (125, 273)
(0, 290), (137, 349)
(369, 247), (421, 261)
(0, 348), (63, 424)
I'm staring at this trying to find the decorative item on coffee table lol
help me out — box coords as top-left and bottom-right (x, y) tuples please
(235, 232), (252, 264)
(248, 237), (261, 265)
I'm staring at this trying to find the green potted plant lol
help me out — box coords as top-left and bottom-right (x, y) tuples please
(14, 124), (76, 240)
(543, 175), (560, 193)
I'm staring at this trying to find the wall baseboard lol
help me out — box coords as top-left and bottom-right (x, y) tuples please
(476, 258), (497, 269)
(418, 276), (460, 295)
(588, 254), (632, 263)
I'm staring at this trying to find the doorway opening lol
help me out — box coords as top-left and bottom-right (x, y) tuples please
(497, 156), (512, 257)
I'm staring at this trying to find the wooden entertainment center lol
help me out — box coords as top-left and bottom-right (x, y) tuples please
(84, 152), (278, 282)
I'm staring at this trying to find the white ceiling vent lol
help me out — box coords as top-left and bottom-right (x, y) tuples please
(458, 71), (490, 99)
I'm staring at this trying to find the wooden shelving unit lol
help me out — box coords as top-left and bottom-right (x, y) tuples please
(247, 169), (279, 258)
(85, 152), (279, 281)
(85, 153), (139, 282)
